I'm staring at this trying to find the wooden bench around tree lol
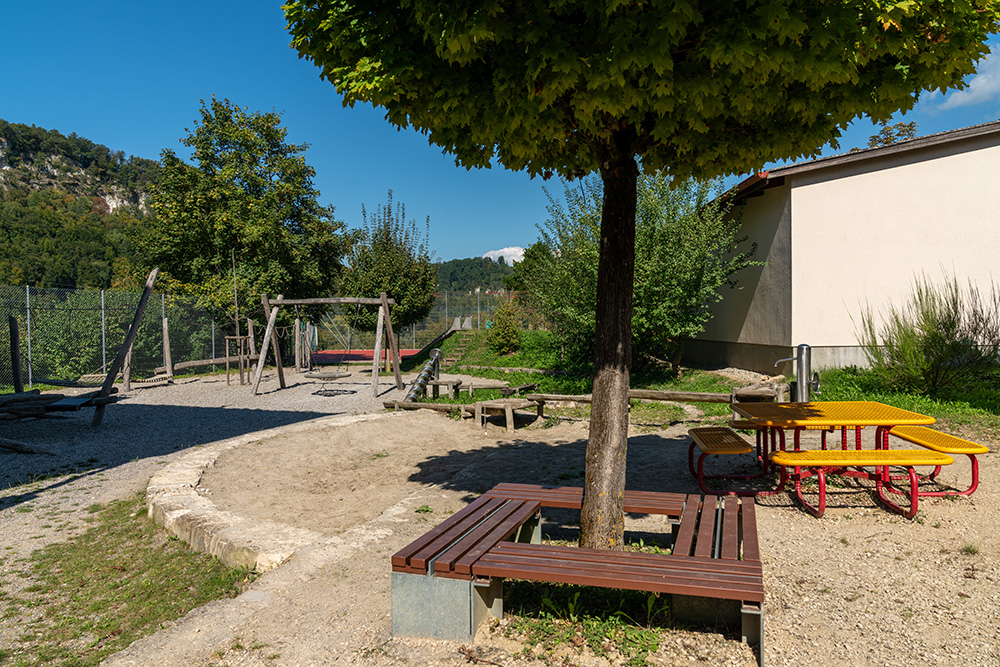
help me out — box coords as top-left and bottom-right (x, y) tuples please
(766, 448), (954, 518)
(889, 425), (989, 497)
(391, 484), (764, 665)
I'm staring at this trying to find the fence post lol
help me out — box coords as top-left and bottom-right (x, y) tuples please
(25, 285), (32, 389)
(101, 290), (107, 374)
(211, 312), (216, 372)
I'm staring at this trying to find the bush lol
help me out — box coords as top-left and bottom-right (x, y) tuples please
(858, 274), (1000, 395)
(487, 299), (522, 355)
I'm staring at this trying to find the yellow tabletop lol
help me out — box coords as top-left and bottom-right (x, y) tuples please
(731, 401), (935, 429)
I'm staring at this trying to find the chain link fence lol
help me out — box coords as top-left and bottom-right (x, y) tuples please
(0, 286), (537, 392)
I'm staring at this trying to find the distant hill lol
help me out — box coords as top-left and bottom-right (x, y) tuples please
(0, 120), (159, 211)
(0, 120), (157, 289)
(435, 256), (515, 291)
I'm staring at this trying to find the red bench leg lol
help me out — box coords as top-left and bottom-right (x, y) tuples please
(915, 454), (980, 497)
(875, 466), (920, 519)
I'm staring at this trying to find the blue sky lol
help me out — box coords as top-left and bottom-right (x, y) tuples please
(4, 1), (999, 263)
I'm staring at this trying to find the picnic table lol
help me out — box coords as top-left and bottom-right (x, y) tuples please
(730, 401), (951, 517)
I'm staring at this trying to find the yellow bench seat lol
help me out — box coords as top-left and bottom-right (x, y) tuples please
(765, 448), (953, 519)
(888, 425), (987, 496)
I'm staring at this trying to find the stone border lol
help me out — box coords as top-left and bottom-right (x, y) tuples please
(145, 412), (396, 572)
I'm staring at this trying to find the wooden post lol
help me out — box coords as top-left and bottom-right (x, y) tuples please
(371, 305), (385, 397)
(250, 297), (281, 395)
(294, 312), (302, 371)
(162, 317), (173, 381)
(247, 318), (257, 356)
(268, 294), (286, 389)
(304, 321), (312, 371)
(93, 268), (159, 426)
(380, 292), (404, 389)
(8, 315), (23, 394)
(123, 347), (132, 392)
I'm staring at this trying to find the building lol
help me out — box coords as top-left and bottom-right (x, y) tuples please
(684, 121), (1000, 376)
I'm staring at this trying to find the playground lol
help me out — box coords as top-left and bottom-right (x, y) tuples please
(1, 370), (996, 666)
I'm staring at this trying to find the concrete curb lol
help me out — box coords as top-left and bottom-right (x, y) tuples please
(146, 412), (397, 572)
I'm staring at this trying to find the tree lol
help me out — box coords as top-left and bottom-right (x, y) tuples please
(867, 120), (919, 148)
(286, 0), (999, 549)
(340, 190), (436, 332)
(515, 173), (758, 375)
(143, 98), (348, 323)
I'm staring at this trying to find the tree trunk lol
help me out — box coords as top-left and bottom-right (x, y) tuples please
(580, 130), (638, 550)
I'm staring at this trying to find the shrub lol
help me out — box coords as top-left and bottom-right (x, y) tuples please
(857, 274), (1000, 395)
(488, 298), (522, 355)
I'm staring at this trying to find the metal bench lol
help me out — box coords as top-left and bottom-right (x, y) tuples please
(767, 448), (954, 518)
(688, 426), (766, 496)
(889, 425), (989, 496)
(391, 485), (764, 665)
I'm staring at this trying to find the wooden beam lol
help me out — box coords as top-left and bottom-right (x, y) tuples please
(9, 315), (23, 394)
(250, 297), (281, 395)
(381, 292), (403, 390)
(270, 297), (394, 306)
(93, 268), (159, 426)
(162, 317), (173, 380)
(370, 305), (385, 397)
(264, 294), (286, 389)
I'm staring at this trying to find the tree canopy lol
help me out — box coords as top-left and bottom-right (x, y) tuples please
(339, 190), (436, 331)
(436, 256), (514, 292)
(285, 0), (1000, 548)
(143, 99), (348, 323)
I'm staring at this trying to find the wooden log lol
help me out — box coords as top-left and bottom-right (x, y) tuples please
(370, 305), (385, 397)
(123, 346), (132, 393)
(266, 294), (286, 390)
(294, 314), (303, 371)
(247, 318), (257, 356)
(381, 292), (403, 390)
(250, 298), (281, 395)
(271, 297), (394, 306)
(9, 314), (23, 394)
(94, 267), (159, 426)
(382, 400), (473, 415)
(154, 355), (259, 375)
(524, 390), (737, 405)
(0, 436), (55, 456)
(0, 390), (42, 407)
(162, 316), (173, 380)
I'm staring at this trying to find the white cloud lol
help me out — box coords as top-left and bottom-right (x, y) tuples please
(482, 246), (524, 264)
(938, 45), (1000, 111)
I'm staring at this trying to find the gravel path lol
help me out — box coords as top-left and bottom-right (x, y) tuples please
(1, 368), (997, 667)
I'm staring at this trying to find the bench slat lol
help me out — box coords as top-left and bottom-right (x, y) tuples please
(693, 496), (718, 559)
(689, 426), (754, 455)
(721, 497), (739, 561)
(741, 499), (761, 563)
(475, 544), (764, 602)
(431, 499), (538, 575)
(770, 449), (953, 467)
(890, 425), (989, 454)
(449, 500), (541, 575)
(672, 499), (700, 556)
(483, 483), (687, 516)
(391, 494), (501, 570)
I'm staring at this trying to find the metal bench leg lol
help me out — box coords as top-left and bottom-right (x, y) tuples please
(391, 571), (502, 642)
(741, 601), (764, 667)
(916, 454), (979, 497)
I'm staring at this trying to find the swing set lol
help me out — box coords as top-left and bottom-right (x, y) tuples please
(250, 292), (403, 397)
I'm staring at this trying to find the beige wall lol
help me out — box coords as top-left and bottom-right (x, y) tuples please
(789, 134), (1000, 348)
(691, 132), (1000, 374)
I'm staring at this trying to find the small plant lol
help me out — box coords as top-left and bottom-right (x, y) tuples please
(415, 505), (433, 514)
(961, 543), (979, 555)
(370, 452), (389, 460)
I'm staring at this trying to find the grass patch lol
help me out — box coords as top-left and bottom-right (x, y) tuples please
(2, 493), (255, 667)
(504, 582), (671, 666)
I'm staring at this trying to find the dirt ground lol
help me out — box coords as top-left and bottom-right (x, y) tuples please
(132, 406), (1000, 667)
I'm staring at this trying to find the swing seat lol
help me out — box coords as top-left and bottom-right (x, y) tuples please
(305, 370), (352, 379)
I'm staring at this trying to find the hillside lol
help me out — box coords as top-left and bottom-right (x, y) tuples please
(0, 119), (159, 211)
(435, 256), (514, 291)
(0, 120), (157, 289)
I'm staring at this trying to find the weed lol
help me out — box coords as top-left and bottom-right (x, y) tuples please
(961, 543), (979, 555)
(415, 505), (433, 514)
(370, 452), (389, 460)
(840, 537), (849, 545)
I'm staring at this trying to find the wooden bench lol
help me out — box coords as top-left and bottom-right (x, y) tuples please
(767, 448), (954, 518)
(392, 485), (764, 665)
(474, 399), (541, 434)
(889, 425), (989, 496)
(426, 378), (462, 399)
(689, 426), (766, 496)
